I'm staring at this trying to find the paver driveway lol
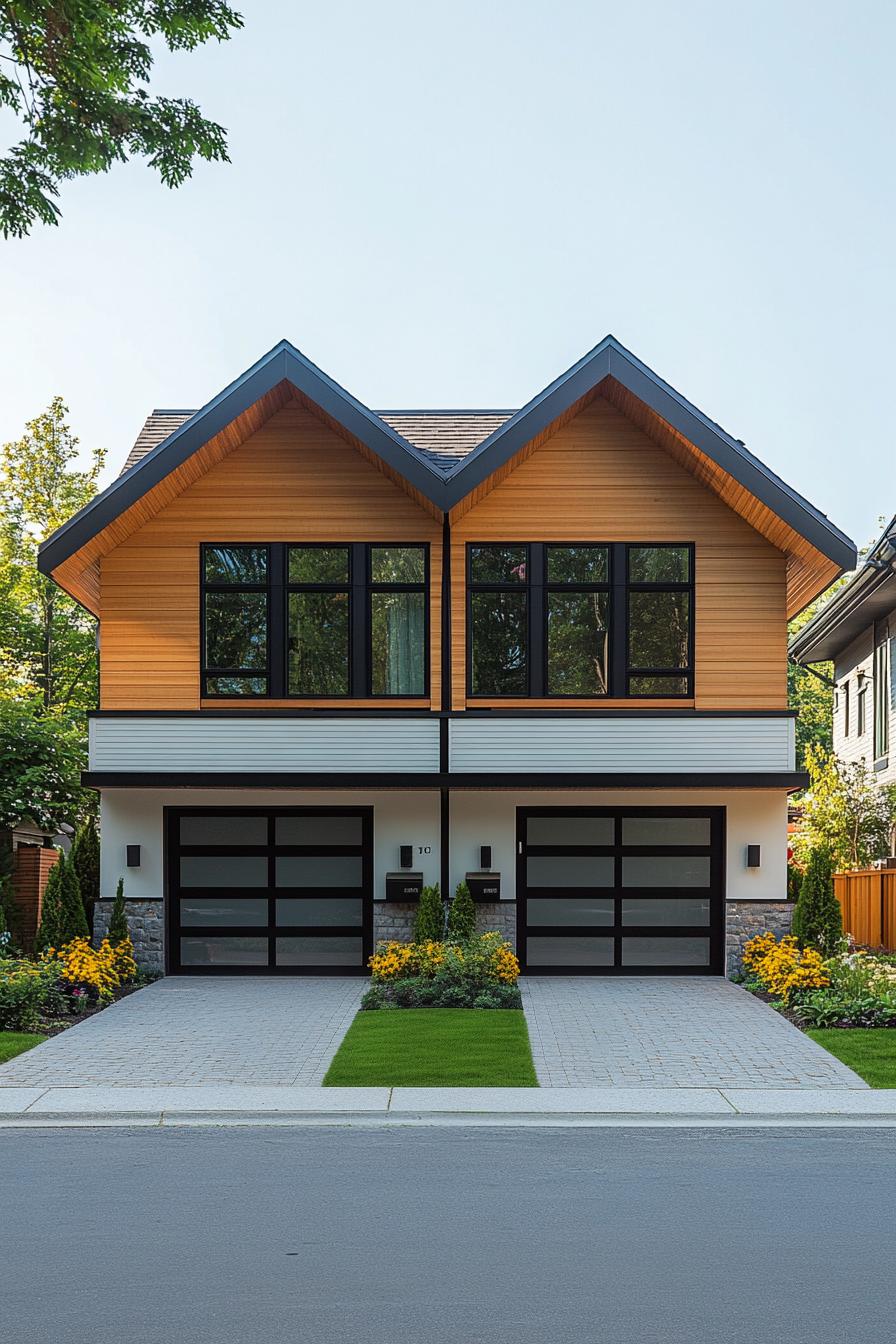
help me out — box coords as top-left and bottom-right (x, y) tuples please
(0, 977), (366, 1087)
(521, 976), (867, 1089)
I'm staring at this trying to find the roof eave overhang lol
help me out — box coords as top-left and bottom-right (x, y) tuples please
(790, 564), (896, 663)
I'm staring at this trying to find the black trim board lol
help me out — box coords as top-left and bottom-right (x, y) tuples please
(87, 707), (798, 718)
(83, 771), (809, 790)
(39, 336), (856, 578)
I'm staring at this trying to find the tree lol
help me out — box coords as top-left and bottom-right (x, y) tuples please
(34, 850), (63, 953)
(0, 2), (243, 238)
(413, 884), (444, 943)
(793, 744), (896, 872)
(108, 877), (128, 946)
(70, 815), (100, 932)
(58, 850), (88, 943)
(447, 880), (476, 941)
(1, 398), (105, 714)
(0, 701), (86, 833)
(791, 848), (842, 956)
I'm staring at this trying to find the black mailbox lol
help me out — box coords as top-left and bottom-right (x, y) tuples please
(384, 871), (423, 902)
(466, 871), (501, 902)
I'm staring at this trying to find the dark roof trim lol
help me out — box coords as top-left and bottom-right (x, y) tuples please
(39, 335), (856, 577)
(790, 514), (896, 662)
(440, 337), (856, 570)
(83, 770), (808, 790)
(38, 341), (446, 575)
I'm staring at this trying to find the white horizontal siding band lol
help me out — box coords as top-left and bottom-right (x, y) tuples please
(448, 718), (794, 773)
(89, 718), (440, 773)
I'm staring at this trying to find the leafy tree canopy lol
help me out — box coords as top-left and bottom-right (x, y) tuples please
(0, 1), (243, 237)
(0, 700), (86, 831)
(793, 744), (896, 872)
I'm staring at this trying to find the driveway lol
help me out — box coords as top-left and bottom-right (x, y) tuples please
(0, 978), (366, 1087)
(521, 976), (867, 1088)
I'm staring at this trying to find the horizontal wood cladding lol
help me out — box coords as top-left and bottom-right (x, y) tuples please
(100, 402), (441, 709)
(450, 396), (788, 712)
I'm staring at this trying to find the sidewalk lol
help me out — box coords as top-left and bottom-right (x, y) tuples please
(4, 1083), (896, 1127)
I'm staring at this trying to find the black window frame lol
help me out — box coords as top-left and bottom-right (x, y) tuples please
(465, 541), (694, 699)
(843, 680), (850, 737)
(857, 681), (867, 737)
(201, 542), (430, 699)
(874, 622), (890, 764)
(200, 542), (273, 699)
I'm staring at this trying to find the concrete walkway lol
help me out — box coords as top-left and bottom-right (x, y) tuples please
(0, 977), (366, 1087)
(521, 976), (867, 1088)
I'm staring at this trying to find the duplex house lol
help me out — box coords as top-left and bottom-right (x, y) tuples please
(38, 337), (856, 978)
(790, 515), (896, 799)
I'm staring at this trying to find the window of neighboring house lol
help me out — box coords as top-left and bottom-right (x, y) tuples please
(202, 545), (270, 696)
(857, 682), (867, 738)
(466, 542), (693, 698)
(202, 543), (428, 698)
(874, 623), (890, 761)
(843, 681), (850, 737)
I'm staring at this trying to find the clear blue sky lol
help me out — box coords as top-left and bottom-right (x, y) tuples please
(1, 0), (893, 550)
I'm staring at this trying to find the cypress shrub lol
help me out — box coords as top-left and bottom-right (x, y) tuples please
(58, 851), (89, 943)
(34, 852), (64, 953)
(447, 880), (476, 941)
(413, 883), (444, 943)
(792, 847), (842, 957)
(70, 816), (100, 932)
(108, 877), (128, 946)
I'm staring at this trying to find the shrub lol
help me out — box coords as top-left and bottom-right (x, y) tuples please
(34, 851), (63, 954)
(447, 880), (476, 941)
(366, 932), (521, 1008)
(414, 883), (444, 942)
(792, 847), (842, 956)
(0, 957), (61, 1031)
(46, 935), (136, 1000)
(741, 931), (829, 1002)
(58, 851), (89, 944)
(108, 876), (128, 945)
(70, 816), (100, 932)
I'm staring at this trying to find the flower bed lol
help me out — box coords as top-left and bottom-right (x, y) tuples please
(741, 931), (896, 1029)
(0, 936), (141, 1033)
(362, 932), (522, 1010)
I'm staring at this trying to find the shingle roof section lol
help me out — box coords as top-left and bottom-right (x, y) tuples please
(118, 408), (514, 477)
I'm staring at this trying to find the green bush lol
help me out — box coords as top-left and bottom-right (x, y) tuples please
(34, 852), (63, 954)
(58, 851), (88, 944)
(0, 957), (63, 1031)
(792, 847), (842, 956)
(792, 950), (896, 1028)
(447, 880), (476, 941)
(413, 883), (444, 942)
(361, 977), (521, 1011)
(108, 877), (128, 945)
(70, 816), (100, 933)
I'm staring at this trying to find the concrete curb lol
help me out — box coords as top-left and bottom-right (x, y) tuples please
(2, 1083), (896, 1127)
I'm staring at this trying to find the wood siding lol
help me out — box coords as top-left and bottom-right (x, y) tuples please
(450, 396), (788, 711)
(99, 401), (441, 709)
(834, 869), (896, 949)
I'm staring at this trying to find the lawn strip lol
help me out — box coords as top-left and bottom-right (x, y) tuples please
(806, 1028), (896, 1088)
(0, 1032), (47, 1065)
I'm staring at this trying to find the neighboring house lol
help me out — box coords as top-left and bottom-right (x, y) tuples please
(790, 515), (896, 806)
(37, 337), (856, 978)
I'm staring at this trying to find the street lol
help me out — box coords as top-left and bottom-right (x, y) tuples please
(1, 1125), (893, 1343)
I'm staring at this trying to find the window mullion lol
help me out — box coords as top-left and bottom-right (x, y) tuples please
(611, 543), (627, 697)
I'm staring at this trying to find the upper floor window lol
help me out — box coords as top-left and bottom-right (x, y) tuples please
(202, 543), (428, 698)
(874, 622), (890, 761)
(466, 542), (693, 698)
(857, 681), (867, 737)
(842, 681), (850, 736)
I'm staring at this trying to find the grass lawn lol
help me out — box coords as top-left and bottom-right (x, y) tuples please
(0, 1032), (46, 1065)
(807, 1029), (896, 1088)
(323, 1009), (538, 1087)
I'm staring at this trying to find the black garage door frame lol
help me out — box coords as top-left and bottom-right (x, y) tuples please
(164, 805), (373, 975)
(516, 805), (726, 975)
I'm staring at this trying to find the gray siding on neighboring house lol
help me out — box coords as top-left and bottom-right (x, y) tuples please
(833, 615), (896, 786)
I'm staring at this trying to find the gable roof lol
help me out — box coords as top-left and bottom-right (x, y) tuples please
(789, 514), (896, 663)
(121, 408), (515, 479)
(38, 335), (856, 612)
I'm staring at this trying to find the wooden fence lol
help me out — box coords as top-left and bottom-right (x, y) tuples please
(834, 869), (896, 950)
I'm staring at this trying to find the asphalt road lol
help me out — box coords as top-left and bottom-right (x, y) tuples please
(2, 1125), (893, 1343)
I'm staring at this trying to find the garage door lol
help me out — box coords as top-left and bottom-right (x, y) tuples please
(517, 807), (724, 974)
(166, 807), (373, 974)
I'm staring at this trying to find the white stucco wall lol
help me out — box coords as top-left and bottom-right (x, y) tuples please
(100, 787), (787, 905)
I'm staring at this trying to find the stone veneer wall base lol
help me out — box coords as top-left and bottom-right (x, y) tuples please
(93, 899), (164, 974)
(725, 901), (793, 977)
(373, 901), (517, 947)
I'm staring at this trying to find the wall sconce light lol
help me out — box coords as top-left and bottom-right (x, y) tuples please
(399, 845), (413, 870)
(746, 845), (761, 869)
(126, 845), (141, 868)
(480, 845), (492, 871)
